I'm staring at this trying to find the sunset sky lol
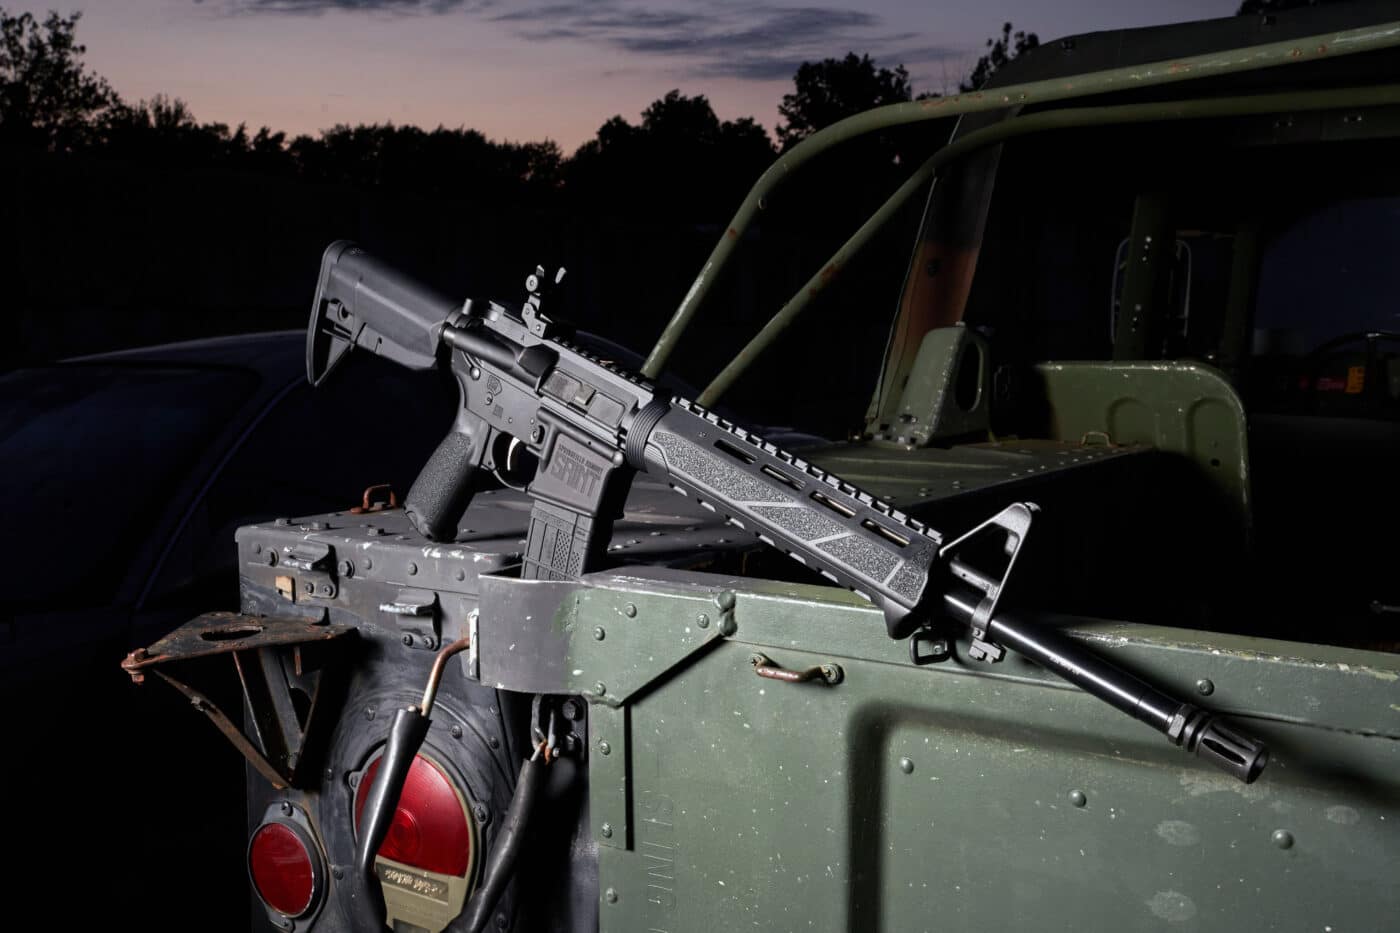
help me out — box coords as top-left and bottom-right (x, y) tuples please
(11, 1), (1236, 150)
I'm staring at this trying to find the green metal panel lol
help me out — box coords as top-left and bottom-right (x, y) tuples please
(551, 569), (1400, 932)
(1035, 361), (1250, 528)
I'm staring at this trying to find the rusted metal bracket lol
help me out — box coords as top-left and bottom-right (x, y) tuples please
(350, 483), (398, 514)
(122, 611), (357, 789)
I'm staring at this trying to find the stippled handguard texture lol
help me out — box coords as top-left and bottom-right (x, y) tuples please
(639, 400), (943, 638)
(404, 417), (489, 541)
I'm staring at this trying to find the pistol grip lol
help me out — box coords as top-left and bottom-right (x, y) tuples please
(406, 424), (485, 541)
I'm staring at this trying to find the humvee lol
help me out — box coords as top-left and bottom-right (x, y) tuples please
(126, 3), (1400, 931)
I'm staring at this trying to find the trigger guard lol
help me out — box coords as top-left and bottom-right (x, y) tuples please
(490, 434), (534, 492)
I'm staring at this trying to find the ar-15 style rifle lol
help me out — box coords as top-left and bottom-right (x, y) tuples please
(308, 242), (1267, 912)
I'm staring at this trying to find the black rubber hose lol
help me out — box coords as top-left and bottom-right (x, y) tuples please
(356, 707), (431, 908)
(462, 757), (548, 933)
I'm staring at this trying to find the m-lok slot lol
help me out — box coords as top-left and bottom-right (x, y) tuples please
(714, 437), (757, 464)
(810, 490), (856, 519)
(760, 464), (803, 490)
(860, 519), (908, 548)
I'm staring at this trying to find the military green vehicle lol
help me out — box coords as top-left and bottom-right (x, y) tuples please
(126, 3), (1400, 931)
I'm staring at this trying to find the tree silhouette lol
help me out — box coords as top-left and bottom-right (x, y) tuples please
(567, 90), (774, 218)
(960, 22), (1040, 93)
(776, 53), (911, 149)
(286, 123), (563, 207)
(0, 8), (118, 152)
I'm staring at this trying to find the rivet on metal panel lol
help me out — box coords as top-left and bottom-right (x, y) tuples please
(279, 800), (293, 816)
(1196, 679), (1215, 696)
(455, 569), (466, 582)
(364, 705), (377, 721)
(604, 888), (618, 904)
(600, 823), (613, 839)
(407, 562), (418, 575)
(598, 741), (611, 756)
(715, 591), (736, 611)
(623, 603), (637, 618)
(337, 559), (353, 578)
(899, 757), (915, 774)
(1271, 829), (1295, 849)
(593, 627), (606, 641)
(696, 613), (710, 629)
(1069, 790), (1088, 808)
(450, 724), (463, 739)
(595, 682), (607, 696)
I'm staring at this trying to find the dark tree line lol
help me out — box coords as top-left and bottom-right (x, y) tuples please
(2, 8), (1043, 220)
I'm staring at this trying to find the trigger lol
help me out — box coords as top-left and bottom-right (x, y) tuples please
(506, 436), (522, 475)
(491, 433), (538, 491)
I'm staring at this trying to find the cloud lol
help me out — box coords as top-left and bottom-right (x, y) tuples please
(213, 0), (969, 84)
(215, 0), (492, 14)
(489, 2), (965, 83)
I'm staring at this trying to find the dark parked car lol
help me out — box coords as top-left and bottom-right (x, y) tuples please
(0, 332), (459, 925)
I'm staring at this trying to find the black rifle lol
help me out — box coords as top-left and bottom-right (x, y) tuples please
(307, 241), (1268, 785)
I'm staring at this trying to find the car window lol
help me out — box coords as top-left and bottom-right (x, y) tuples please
(0, 364), (259, 610)
(145, 352), (457, 609)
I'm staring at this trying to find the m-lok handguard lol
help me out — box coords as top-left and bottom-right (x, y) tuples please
(306, 241), (1268, 785)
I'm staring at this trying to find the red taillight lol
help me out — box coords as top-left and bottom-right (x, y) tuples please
(354, 753), (473, 877)
(248, 821), (318, 917)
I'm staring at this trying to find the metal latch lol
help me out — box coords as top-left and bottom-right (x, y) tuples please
(283, 541), (332, 572)
(279, 541), (339, 599)
(380, 588), (440, 649)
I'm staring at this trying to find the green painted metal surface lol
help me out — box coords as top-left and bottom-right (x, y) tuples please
(1035, 362), (1250, 528)
(534, 569), (1400, 932)
(804, 439), (1143, 508)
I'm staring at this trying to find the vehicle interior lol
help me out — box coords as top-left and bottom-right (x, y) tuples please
(845, 47), (1400, 651)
